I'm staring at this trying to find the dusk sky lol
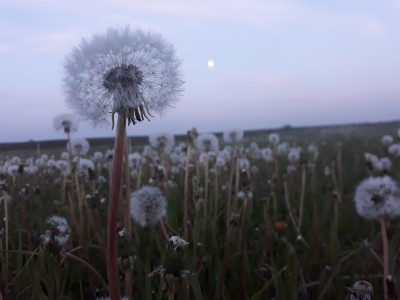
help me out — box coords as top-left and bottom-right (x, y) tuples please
(1, 0), (399, 143)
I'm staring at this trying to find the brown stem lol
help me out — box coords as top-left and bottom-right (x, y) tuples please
(124, 269), (133, 300)
(183, 145), (191, 241)
(380, 216), (389, 299)
(107, 115), (126, 299)
(298, 164), (307, 230)
(123, 134), (132, 235)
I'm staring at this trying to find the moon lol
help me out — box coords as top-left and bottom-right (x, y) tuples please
(207, 60), (215, 68)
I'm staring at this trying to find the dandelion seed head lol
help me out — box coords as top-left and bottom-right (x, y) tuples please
(130, 186), (166, 227)
(128, 152), (145, 169)
(353, 175), (400, 220)
(60, 151), (69, 160)
(373, 157), (392, 173)
(93, 151), (104, 160)
(196, 133), (219, 153)
(24, 165), (38, 175)
(77, 158), (95, 175)
(239, 157), (250, 170)
(53, 113), (79, 133)
(277, 142), (289, 155)
(44, 215), (71, 247)
(381, 134), (394, 147)
(11, 156), (21, 165)
(364, 152), (378, 164)
(261, 147), (273, 162)
(63, 26), (184, 127)
(388, 143), (400, 157)
(149, 132), (175, 152)
(68, 138), (90, 156)
(268, 133), (280, 145)
(46, 159), (57, 168)
(223, 129), (244, 144)
(288, 147), (301, 162)
(7, 165), (19, 176)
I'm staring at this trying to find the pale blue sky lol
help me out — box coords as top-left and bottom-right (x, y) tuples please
(0, 0), (399, 142)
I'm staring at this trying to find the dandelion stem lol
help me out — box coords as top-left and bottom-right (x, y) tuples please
(2, 191), (9, 282)
(298, 164), (307, 230)
(204, 152), (209, 220)
(123, 133), (132, 235)
(107, 114), (126, 300)
(183, 144), (191, 241)
(380, 216), (389, 299)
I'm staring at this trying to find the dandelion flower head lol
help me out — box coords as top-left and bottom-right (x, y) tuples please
(130, 185), (167, 227)
(43, 215), (71, 247)
(223, 129), (244, 144)
(149, 132), (175, 152)
(67, 138), (90, 156)
(63, 26), (184, 127)
(196, 133), (219, 153)
(53, 113), (79, 133)
(388, 143), (400, 157)
(268, 133), (280, 145)
(128, 152), (145, 169)
(261, 147), (273, 162)
(353, 175), (400, 220)
(381, 134), (394, 147)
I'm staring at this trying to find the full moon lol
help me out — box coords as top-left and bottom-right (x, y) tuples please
(207, 60), (215, 68)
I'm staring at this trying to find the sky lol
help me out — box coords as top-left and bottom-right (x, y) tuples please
(0, 0), (399, 143)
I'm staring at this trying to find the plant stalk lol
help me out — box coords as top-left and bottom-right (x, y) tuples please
(107, 115), (126, 299)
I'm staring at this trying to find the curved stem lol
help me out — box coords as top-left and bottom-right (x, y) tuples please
(107, 115), (126, 299)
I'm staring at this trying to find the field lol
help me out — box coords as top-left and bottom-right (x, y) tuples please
(1, 120), (400, 299)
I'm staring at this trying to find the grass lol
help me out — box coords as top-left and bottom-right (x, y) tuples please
(0, 120), (399, 299)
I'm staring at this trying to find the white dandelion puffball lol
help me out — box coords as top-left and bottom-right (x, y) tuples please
(63, 26), (184, 127)
(353, 176), (400, 220)
(130, 185), (167, 227)
(53, 113), (79, 133)
(261, 147), (273, 162)
(149, 132), (175, 152)
(288, 147), (301, 162)
(196, 133), (220, 152)
(388, 143), (400, 157)
(381, 135), (394, 147)
(268, 133), (280, 145)
(128, 152), (145, 169)
(45, 215), (71, 247)
(223, 129), (244, 144)
(67, 138), (90, 156)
